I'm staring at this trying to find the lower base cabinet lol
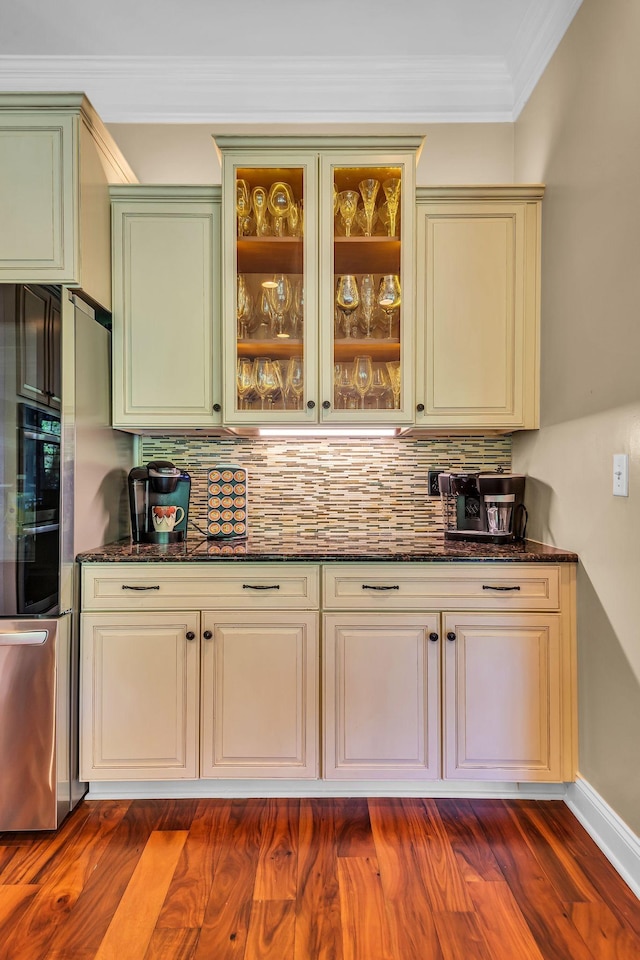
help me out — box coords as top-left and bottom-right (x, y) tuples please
(80, 608), (319, 781)
(79, 561), (576, 786)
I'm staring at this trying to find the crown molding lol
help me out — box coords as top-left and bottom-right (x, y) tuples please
(509, 0), (584, 117)
(0, 55), (514, 123)
(0, 0), (583, 128)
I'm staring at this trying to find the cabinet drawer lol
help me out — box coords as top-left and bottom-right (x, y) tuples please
(322, 563), (561, 611)
(81, 563), (320, 611)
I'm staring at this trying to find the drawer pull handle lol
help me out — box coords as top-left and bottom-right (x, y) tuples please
(122, 584), (161, 591)
(362, 584), (400, 591)
(482, 584), (521, 592)
(242, 584), (280, 590)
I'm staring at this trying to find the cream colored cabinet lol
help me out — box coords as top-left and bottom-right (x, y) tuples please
(216, 137), (421, 426)
(0, 93), (136, 309)
(80, 563), (320, 781)
(323, 613), (440, 779)
(415, 186), (543, 431)
(322, 562), (576, 783)
(110, 187), (222, 431)
(201, 612), (318, 778)
(80, 612), (200, 780)
(442, 612), (565, 781)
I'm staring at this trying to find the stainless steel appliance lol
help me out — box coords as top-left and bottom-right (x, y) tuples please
(438, 471), (527, 543)
(128, 461), (191, 544)
(0, 285), (134, 830)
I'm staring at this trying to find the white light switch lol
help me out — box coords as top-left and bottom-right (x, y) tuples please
(613, 453), (629, 497)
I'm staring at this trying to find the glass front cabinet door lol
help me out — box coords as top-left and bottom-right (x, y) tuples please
(218, 138), (421, 426)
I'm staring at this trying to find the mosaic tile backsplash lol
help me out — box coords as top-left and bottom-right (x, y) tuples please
(140, 435), (511, 541)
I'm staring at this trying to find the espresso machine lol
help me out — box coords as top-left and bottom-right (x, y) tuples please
(438, 471), (527, 543)
(128, 461), (191, 544)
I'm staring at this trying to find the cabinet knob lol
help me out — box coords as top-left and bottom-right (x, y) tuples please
(429, 632), (439, 642)
(306, 400), (316, 410)
(203, 630), (213, 640)
(212, 403), (222, 413)
(447, 631), (456, 642)
(416, 403), (425, 413)
(185, 631), (196, 641)
(322, 400), (331, 409)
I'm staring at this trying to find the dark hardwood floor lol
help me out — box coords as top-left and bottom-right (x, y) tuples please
(0, 796), (638, 959)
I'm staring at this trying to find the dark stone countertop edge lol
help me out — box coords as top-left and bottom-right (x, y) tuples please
(76, 538), (578, 564)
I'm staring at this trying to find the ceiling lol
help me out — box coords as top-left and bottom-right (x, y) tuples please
(0, 0), (583, 123)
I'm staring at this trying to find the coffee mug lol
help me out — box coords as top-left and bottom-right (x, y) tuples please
(151, 505), (184, 532)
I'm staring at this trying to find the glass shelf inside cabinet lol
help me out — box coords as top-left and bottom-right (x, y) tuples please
(332, 165), (403, 413)
(234, 167), (306, 414)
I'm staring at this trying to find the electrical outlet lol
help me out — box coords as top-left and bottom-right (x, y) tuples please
(613, 453), (629, 497)
(428, 470), (444, 497)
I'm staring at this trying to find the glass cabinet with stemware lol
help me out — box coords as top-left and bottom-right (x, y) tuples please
(217, 137), (422, 425)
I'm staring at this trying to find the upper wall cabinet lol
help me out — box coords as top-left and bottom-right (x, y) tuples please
(110, 186), (222, 432)
(0, 93), (136, 310)
(414, 186), (544, 432)
(215, 136), (422, 426)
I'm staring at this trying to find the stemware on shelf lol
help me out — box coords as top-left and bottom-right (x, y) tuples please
(286, 356), (304, 410)
(266, 274), (292, 338)
(290, 278), (304, 339)
(386, 360), (401, 409)
(236, 179), (252, 237)
(337, 190), (359, 238)
(333, 362), (354, 408)
(253, 357), (281, 410)
(359, 273), (376, 338)
(358, 178), (380, 236)
(254, 288), (274, 340)
(251, 185), (269, 236)
(335, 275), (360, 339)
(369, 365), (391, 408)
(377, 274), (401, 339)
(267, 182), (293, 237)
(382, 178), (401, 237)
(236, 274), (253, 340)
(236, 357), (254, 410)
(353, 355), (373, 409)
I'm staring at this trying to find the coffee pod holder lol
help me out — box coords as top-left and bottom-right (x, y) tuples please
(207, 464), (248, 539)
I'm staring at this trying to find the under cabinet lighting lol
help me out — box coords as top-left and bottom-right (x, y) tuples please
(258, 428), (398, 438)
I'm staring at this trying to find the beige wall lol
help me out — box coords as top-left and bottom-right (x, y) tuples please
(106, 122), (514, 186)
(512, 0), (640, 832)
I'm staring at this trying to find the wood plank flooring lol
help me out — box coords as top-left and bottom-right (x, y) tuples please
(0, 797), (638, 959)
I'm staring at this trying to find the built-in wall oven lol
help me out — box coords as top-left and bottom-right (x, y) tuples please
(16, 402), (61, 615)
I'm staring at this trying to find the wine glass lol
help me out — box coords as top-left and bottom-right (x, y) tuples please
(337, 190), (359, 238)
(286, 356), (304, 409)
(236, 275), (253, 340)
(236, 357), (254, 410)
(253, 357), (281, 410)
(353, 355), (373, 409)
(268, 182), (293, 237)
(382, 178), (401, 237)
(266, 275), (292, 338)
(236, 179), (252, 237)
(386, 360), (401, 409)
(359, 274), (376, 338)
(336, 275), (360, 339)
(251, 185), (269, 236)
(290, 278), (304, 338)
(369, 365), (391, 408)
(288, 201), (302, 238)
(334, 362), (354, 408)
(358, 178), (380, 236)
(377, 274), (401, 339)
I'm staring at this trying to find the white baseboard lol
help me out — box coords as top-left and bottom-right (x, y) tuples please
(85, 779), (567, 801)
(565, 774), (640, 899)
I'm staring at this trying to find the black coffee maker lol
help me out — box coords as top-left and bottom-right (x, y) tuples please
(128, 461), (191, 544)
(438, 471), (527, 543)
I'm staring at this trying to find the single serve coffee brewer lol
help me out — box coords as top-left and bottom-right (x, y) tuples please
(128, 461), (191, 544)
(438, 471), (527, 543)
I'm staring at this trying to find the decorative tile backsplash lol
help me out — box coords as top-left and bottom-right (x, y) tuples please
(141, 435), (511, 539)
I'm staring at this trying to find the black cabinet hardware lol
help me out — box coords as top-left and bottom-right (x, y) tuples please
(362, 584), (400, 591)
(122, 584), (160, 591)
(242, 583), (280, 590)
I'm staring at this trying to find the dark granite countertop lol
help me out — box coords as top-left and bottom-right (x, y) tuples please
(77, 535), (578, 564)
